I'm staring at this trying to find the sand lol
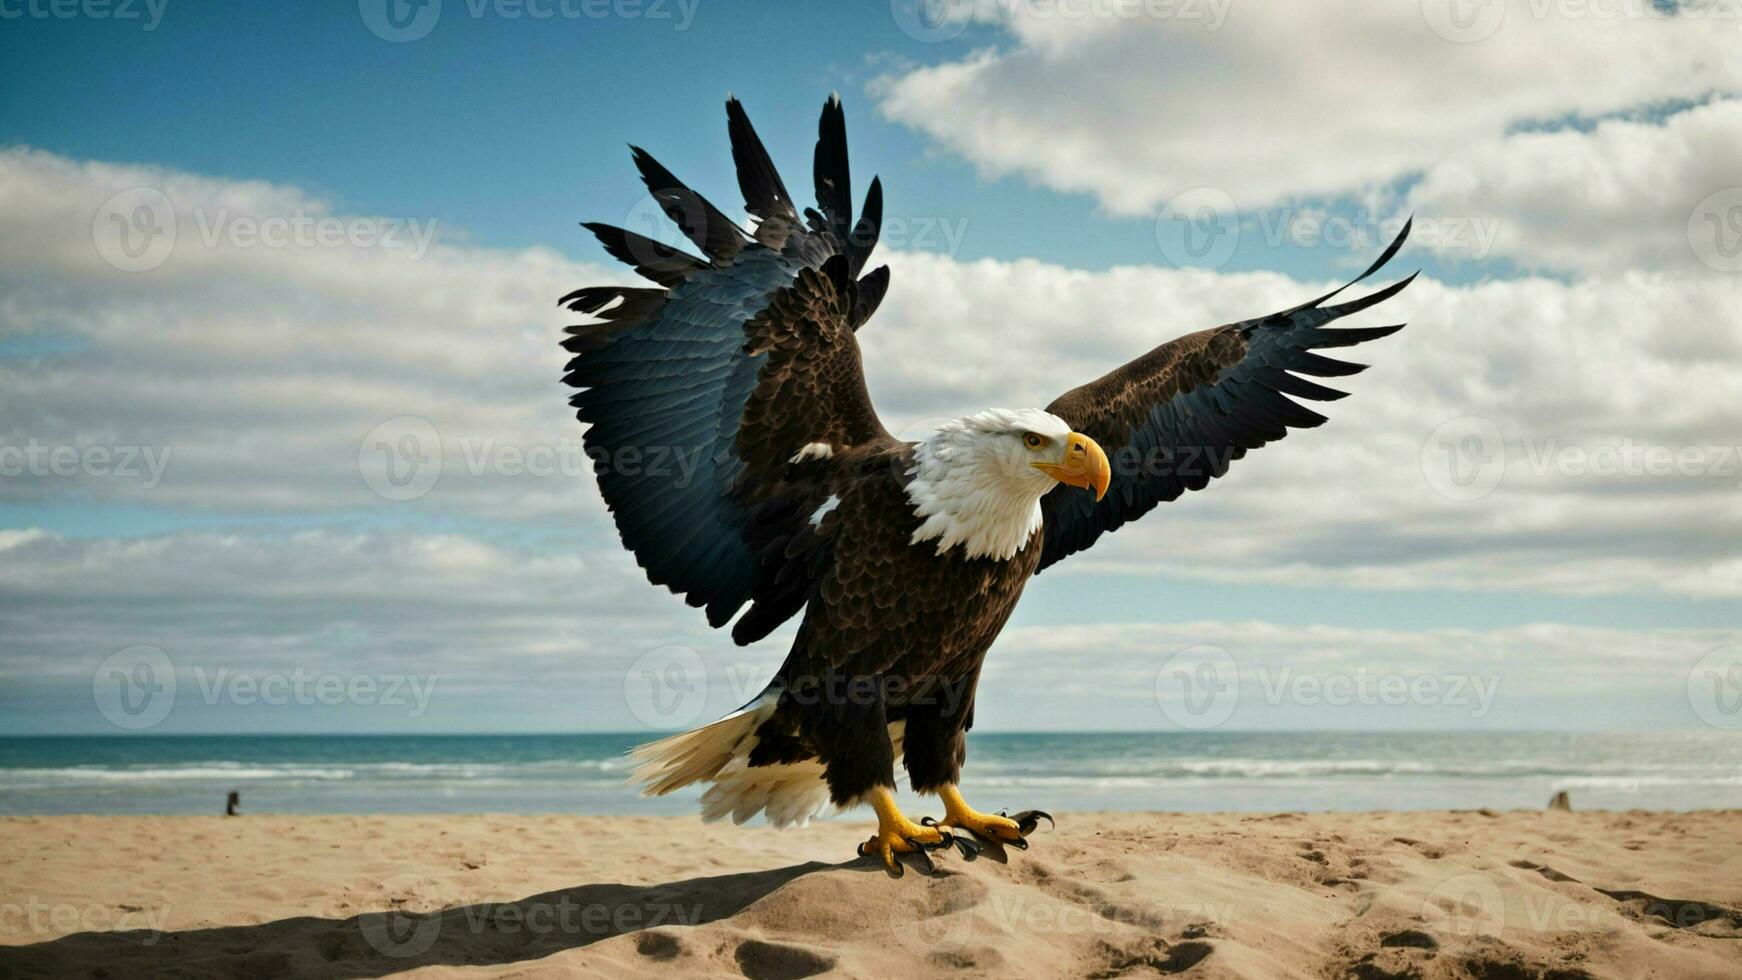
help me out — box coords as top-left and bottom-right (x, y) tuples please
(1, 810), (1738, 979)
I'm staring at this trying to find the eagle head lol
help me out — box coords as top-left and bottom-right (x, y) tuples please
(905, 408), (1111, 560)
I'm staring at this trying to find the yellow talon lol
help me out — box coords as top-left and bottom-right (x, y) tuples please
(859, 786), (949, 876)
(934, 785), (1049, 847)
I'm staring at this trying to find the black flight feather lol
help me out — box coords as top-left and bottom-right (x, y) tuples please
(629, 145), (746, 263)
(846, 175), (881, 277)
(581, 221), (708, 287)
(725, 96), (796, 225)
(812, 94), (852, 241)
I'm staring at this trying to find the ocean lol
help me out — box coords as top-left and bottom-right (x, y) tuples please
(2, 731), (1739, 817)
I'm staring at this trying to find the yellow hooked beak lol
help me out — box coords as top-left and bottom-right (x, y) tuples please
(1033, 431), (1111, 501)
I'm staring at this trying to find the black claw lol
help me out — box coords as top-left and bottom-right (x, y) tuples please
(1003, 833), (1029, 851)
(903, 837), (936, 875)
(920, 816), (939, 827)
(863, 839), (904, 877)
(950, 833), (982, 861)
(1009, 809), (1054, 836)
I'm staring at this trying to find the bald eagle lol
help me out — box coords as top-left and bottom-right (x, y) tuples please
(562, 96), (1412, 875)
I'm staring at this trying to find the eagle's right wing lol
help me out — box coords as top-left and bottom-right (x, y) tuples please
(562, 96), (893, 644)
(1037, 222), (1416, 572)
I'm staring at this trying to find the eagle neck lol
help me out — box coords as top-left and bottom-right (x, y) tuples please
(904, 433), (1046, 562)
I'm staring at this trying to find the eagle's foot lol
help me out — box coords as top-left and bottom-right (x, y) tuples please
(857, 820), (952, 877)
(935, 784), (1052, 850)
(858, 787), (955, 877)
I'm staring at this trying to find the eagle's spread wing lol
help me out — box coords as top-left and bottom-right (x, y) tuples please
(561, 96), (892, 642)
(1036, 221), (1416, 572)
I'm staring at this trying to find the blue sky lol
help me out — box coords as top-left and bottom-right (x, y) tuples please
(2, 1), (1471, 280)
(2, 2), (1740, 734)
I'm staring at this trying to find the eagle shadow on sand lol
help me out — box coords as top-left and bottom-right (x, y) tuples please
(0, 861), (861, 979)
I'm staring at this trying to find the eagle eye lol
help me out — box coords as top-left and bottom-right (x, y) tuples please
(1022, 433), (1047, 450)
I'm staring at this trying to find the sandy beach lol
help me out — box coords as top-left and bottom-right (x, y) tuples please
(1, 810), (1737, 979)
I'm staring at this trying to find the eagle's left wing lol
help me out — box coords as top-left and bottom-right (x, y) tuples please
(1036, 221), (1416, 572)
(562, 97), (894, 643)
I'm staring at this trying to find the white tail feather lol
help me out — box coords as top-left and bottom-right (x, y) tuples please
(700, 757), (831, 827)
(628, 687), (905, 830)
(629, 690), (780, 797)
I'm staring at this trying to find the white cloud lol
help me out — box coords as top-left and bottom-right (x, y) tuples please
(872, 2), (1742, 216)
(0, 529), (1731, 731)
(2, 149), (1738, 737)
(975, 619), (1740, 730)
(4, 148), (1741, 605)
(872, 252), (1742, 598)
(1406, 99), (1742, 275)
(0, 527), (771, 732)
(0, 148), (622, 520)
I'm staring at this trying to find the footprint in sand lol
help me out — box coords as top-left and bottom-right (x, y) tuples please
(1091, 938), (1214, 977)
(733, 938), (837, 980)
(1379, 928), (1438, 949)
(634, 930), (682, 961)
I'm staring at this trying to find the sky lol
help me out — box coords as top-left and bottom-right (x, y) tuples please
(2, 0), (1740, 736)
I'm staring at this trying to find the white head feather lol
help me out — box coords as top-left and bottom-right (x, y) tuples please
(905, 408), (1075, 561)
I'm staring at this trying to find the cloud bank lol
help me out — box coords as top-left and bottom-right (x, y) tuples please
(2, 140), (1738, 732)
(873, 2), (1742, 276)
